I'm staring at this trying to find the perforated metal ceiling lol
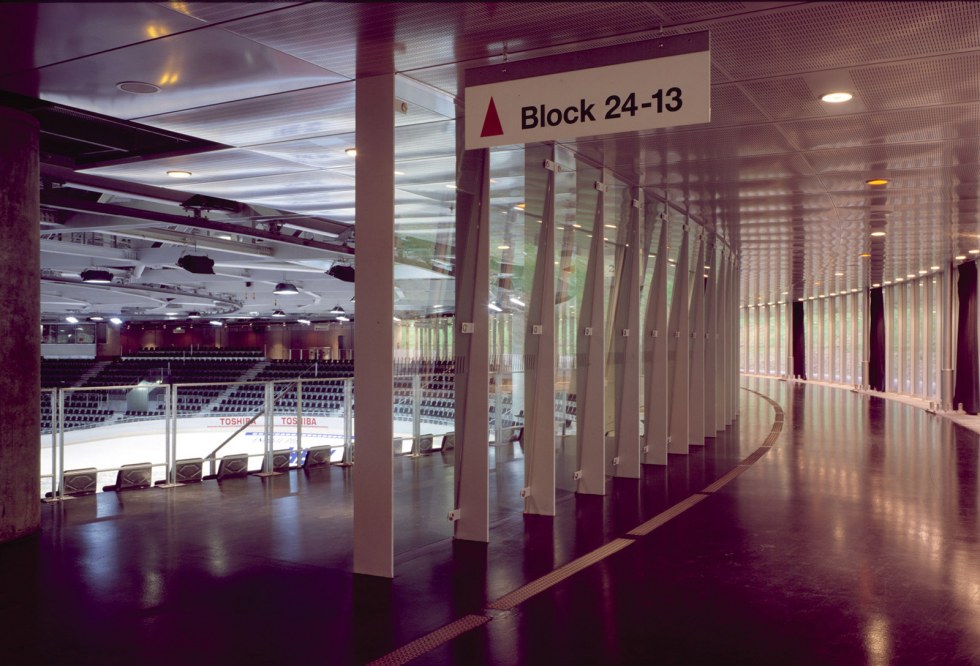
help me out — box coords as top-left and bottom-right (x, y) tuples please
(3, 0), (980, 319)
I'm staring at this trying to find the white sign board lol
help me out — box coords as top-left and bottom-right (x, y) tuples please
(464, 34), (710, 150)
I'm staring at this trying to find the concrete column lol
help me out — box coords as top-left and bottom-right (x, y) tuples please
(353, 74), (395, 578)
(0, 108), (40, 543)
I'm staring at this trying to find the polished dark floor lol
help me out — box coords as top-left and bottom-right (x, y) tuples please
(1, 378), (978, 665)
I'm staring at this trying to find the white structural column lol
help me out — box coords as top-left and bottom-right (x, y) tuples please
(575, 179), (607, 494)
(667, 224), (691, 454)
(523, 147), (557, 515)
(702, 240), (717, 435)
(730, 253), (740, 419)
(610, 192), (643, 477)
(941, 262), (955, 409)
(688, 233), (706, 446)
(353, 74), (395, 578)
(451, 119), (490, 541)
(642, 210), (669, 464)
(715, 250), (729, 432)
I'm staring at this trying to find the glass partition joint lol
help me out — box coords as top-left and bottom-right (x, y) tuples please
(339, 378), (353, 466)
(255, 381), (282, 477)
(41, 389), (72, 503)
(158, 384), (182, 488)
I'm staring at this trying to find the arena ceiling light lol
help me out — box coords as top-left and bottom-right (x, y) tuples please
(272, 309), (286, 318)
(177, 254), (215, 274)
(329, 305), (346, 314)
(80, 269), (113, 284)
(273, 282), (299, 295)
(65, 316), (79, 323)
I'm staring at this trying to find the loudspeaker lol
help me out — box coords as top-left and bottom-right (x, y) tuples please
(303, 445), (333, 468)
(103, 462), (152, 492)
(217, 454), (249, 479)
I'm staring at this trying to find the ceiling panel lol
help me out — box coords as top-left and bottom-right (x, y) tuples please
(0, 26), (345, 120)
(776, 103), (980, 151)
(0, 3), (206, 77)
(159, 2), (303, 24)
(851, 52), (980, 111)
(708, 1), (980, 81)
(219, 2), (667, 78)
(78, 148), (318, 187)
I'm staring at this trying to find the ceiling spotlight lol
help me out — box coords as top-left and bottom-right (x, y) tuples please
(209, 320), (223, 326)
(970, 249), (980, 255)
(336, 315), (350, 322)
(188, 312), (201, 319)
(273, 282), (299, 295)
(297, 319), (311, 325)
(65, 316), (79, 324)
(488, 302), (503, 312)
(116, 81), (160, 94)
(167, 170), (193, 178)
(326, 264), (355, 282)
(509, 296), (526, 307)
(177, 254), (215, 274)
(860, 253), (871, 258)
(870, 231), (886, 237)
(956, 255), (967, 260)
(865, 178), (889, 186)
(344, 147), (357, 157)
(80, 269), (113, 284)
(873, 283), (881, 288)
(498, 245), (511, 250)
(329, 305), (346, 315)
(88, 316), (104, 322)
(820, 91), (853, 103)
(272, 310), (286, 318)
(109, 317), (123, 325)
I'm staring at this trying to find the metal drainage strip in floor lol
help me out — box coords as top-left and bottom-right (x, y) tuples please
(369, 386), (786, 665)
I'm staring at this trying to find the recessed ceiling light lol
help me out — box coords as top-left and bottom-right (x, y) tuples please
(835, 272), (844, 276)
(336, 315), (350, 322)
(870, 231), (886, 237)
(345, 148), (357, 157)
(272, 310), (286, 318)
(866, 178), (889, 186)
(873, 283), (881, 288)
(956, 255), (966, 260)
(918, 269), (928, 275)
(821, 91), (853, 103)
(109, 317), (123, 325)
(907, 274), (916, 278)
(970, 249), (980, 255)
(88, 315), (104, 322)
(884, 281), (892, 285)
(896, 277), (904, 282)
(209, 320), (223, 326)
(167, 170), (192, 178)
(860, 253), (871, 258)
(116, 81), (160, 94)
(514, 203), (525, 210)
(498, 245), (511, 250)
(445, 184), (458, 189)
(65, 316), (79, 324)
(298, 319), (311, 325)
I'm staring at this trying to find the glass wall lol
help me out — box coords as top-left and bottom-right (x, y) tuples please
(752, 276), (941, 400)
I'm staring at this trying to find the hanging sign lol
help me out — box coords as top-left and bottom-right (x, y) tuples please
(464, 32), (710, 150)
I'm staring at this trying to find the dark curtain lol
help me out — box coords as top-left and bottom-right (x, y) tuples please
(868, 287), (886, 391)
(792, 301), (806, 379)
(954, 261), (979, 413)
